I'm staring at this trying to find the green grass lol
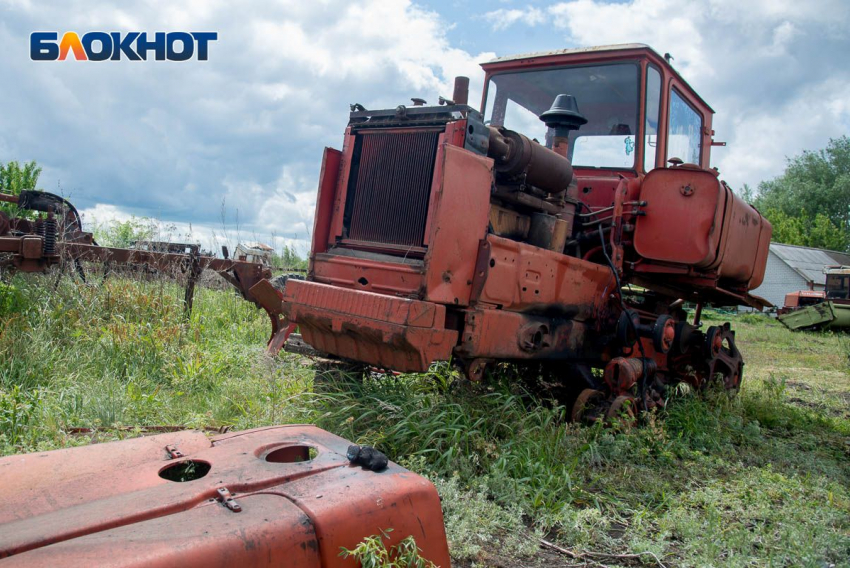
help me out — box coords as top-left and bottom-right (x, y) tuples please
(1, 273), (848, 567)
(340, 529), (438, 568)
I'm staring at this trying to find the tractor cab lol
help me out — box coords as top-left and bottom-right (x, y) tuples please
(480, 44), (718, 200)
(825, 266), (850, 300)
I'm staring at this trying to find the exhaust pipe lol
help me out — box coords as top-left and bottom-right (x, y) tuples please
(452, 76), (469, 106)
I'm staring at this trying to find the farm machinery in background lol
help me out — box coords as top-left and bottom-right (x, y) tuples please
(233, 242), (275, 265)
(256, 44), (773, 421)
(0, 189), (286, 339)
(778, 266), (850, 330)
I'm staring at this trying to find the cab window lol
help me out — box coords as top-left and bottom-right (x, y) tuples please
(668, 89), (702, 165)
(643, 65), (661, 172)
(484, 63), (640, 170)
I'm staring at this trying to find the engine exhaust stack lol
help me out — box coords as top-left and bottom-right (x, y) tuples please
(452, 76), (469, 106)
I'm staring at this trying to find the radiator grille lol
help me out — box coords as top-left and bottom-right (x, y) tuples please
(346, 129), (441, 248)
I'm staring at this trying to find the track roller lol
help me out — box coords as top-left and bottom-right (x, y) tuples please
(571, 389), (605, 423)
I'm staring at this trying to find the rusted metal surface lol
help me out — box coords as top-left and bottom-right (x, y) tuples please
(487, 126), (573, 197)
(310, 148), (343, 257)
(634, 166), (770, 292)
(0, 425), (450, 567)
(603, 358), (645, 394)
(283, 279), (457, 372)
(633, 168), (727, 267)
(4, 42), (775, 423)
(422, 144), (492, 306)
(456, 308), (591, 362)
(312, 252), (424, 296)
(781, 290), (827, 311)
(472, 234), (614, 317)
(451, 76), (469, 106)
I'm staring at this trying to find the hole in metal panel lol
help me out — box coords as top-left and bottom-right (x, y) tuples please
(159, 460), (211, 482)
(265, 445), (318, 463)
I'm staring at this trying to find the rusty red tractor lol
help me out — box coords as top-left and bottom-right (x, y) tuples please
(258, 43), (772, 420)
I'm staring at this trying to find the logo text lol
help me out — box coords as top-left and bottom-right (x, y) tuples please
(30, 32), (218, 61)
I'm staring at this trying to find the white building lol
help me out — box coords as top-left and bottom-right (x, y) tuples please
(751, 243), (850, 309)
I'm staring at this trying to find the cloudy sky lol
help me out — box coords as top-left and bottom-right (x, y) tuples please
(1, 0), (848, 254)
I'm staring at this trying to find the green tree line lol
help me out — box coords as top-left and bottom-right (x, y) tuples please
(0, 160), (42, 219)
(742, 136), (850, 252)
(271, 244), (308, 271)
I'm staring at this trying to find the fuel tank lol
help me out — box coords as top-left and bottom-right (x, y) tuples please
(633, 167), (771, 288)
(0, 426), (450, 568)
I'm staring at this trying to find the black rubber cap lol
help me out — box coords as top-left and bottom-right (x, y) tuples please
(539, 94), (588, 130)
(346, 444), (361, 461)
(346, 444), (388, 472)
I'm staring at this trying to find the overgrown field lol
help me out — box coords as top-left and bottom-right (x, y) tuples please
(1, 273), (848, 567)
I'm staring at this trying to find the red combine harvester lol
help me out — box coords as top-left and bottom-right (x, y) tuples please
(263, 44), (772, 419)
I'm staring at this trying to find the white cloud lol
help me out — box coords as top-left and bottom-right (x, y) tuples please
(481, 0), (850, 190)
(0, 0), (494, 249)
(546, 0), (707, 75)
(718, 77), (850, 190)
(483, 8), (546, 31)
(765, 21), (799, 56)
(3, 0), (848, 246)
(79, 201), (310, 258)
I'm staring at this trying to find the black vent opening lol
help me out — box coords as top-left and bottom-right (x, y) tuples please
(343, 129), (441, 250)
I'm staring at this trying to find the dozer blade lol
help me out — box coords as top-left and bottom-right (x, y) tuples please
(248, 278), (296, 354)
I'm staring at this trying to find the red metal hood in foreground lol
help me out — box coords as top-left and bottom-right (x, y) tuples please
(0, 425), (450, 568)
